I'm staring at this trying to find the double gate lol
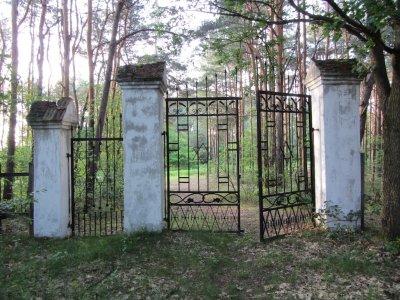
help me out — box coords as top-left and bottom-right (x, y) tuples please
(165, 95), (242, 232)
(69, 88), (314, 239)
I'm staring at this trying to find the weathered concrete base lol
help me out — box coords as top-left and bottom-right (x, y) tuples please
(306, 60), (363, 230)
(117, 62), (166, 233)
(28, 98), (78, 238)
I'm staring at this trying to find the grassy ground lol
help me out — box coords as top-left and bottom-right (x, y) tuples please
(1, 203), (400, 299)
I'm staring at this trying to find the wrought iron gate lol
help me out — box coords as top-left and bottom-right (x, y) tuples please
(256, 91), (315, 240)
(165, 94), (241, 232)
(69, 116), (123, 236)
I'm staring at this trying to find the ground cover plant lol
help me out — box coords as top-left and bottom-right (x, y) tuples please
(1, 203), (400, 299)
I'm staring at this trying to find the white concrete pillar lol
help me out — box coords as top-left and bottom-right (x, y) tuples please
(27, 98), (78, 238)
(116, 62), (166, 233)
(306, 59), (363, 229)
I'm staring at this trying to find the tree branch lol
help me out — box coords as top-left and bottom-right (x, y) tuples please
(211, 2), (311, 25)
(17, 0), (33, 28)
(288, 0), (397, 54)
(325, 0), (396, 53)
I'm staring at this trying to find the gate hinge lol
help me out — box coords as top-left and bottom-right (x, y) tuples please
(66, 153), (71, 158)
(161, 131), (166, 136)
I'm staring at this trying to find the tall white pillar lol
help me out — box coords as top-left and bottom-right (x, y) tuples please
(27, 98), (78, 238)
(306, 59), (363, 229)
(116, 62), (166, 233)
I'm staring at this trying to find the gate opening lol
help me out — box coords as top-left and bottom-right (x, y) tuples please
(165, 76), (242, 232)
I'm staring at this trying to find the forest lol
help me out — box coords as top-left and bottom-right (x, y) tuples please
(0, 0), (400, 298)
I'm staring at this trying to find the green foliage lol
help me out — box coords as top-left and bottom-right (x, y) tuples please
(385, 238), (400, 255)
(167, 128), (208, 168)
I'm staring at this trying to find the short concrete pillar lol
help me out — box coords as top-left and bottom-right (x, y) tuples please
(306, 59), (363, 229)
(116, 62), (166, 233)
(27, 98), (78, 237)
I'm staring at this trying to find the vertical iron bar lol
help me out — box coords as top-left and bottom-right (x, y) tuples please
(196, 82), (200, 191)
(186, 84), (190, 191)
(302, 96), (309, 192)
(206, 76), (210, 191)
(236, 97), (241, 232)
(70, 133), (75, 236)
(256, 91), (264, 241)
(308, 96), (316, 214)
(166, 97), (171, 229)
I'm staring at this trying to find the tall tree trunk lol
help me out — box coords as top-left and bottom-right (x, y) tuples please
(87, 0), (125, 206)
(37, 0), (47, 98)
(247, 43), (258, 171)
(3, 0), (19, 199)
(296, 0), (303, 94)
(87, 0), (95, 129)
(301, 0), (307, 93)
(381, 15), (400, 238)
(0, 24), (6, 92)
(371, 44), (391, 112)
(28, 5), (35, 94)
(62, 0), (70, 97)
(275, 0), (284, 175)
(360, 72), (375, 143)
(324, 3), (331, 59)
(95, 0), (124, 141)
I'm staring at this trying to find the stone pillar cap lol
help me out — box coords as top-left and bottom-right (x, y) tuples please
(305, 59), (363, 89)
(116, 61), (166, 84)
(27, 97), (78, 128)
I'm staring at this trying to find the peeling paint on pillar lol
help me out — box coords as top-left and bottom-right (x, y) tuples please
(116, 62), (166, 233)
(306, 59), (363, 229)
(27, 98), (78, 238)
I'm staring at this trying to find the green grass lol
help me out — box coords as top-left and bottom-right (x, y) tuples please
(167, 164), (209, 180)
(1, 208), (400, 298)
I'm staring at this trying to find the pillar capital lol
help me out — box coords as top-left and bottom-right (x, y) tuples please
(116, 61), (167, 93)
(305, 59), (363, 90)
(27, 97), (78, 130)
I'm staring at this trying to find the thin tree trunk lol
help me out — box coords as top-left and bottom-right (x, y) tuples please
(360, 72), (375, 143)
(62, 0), (70, 97)
(3, 0), (19, 199)
(275, 0), (284, 175)
(0, 24), (6, 92)
(301, 0), (307, 93)
(95, 0), (124, 141)
(37, 0), (47, 97)
(86, 0), (125, 206)
(87, 0), (95, 129)
(28, 6), (35, 94)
